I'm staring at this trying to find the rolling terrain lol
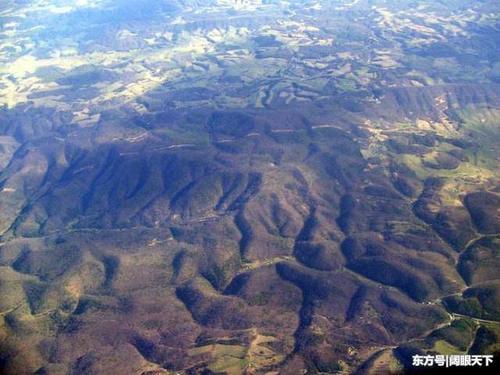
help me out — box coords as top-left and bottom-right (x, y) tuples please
(0, 1), (499, 374)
